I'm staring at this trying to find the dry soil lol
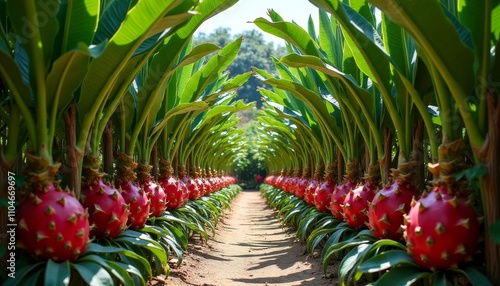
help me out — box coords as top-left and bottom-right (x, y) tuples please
(153, 189), (337, 286)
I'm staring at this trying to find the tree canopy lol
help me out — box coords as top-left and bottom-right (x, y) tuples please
(195, 28), (286, 108)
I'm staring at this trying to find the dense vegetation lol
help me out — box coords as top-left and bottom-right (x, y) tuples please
(0, 0), (498, 285)
(195, 28), (286, 108)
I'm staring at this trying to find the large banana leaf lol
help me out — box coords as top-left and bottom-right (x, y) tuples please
(280, 53), (382, 157)
(60, 0), (99, 52)
(367, 0), (483, 147)
(309, 0), (408, 152)
(253, 17), (321, 57)
(129, 42), (221, 154)
(263, 77), (346, 157)
(77, 0), (189, 148)
(180, 38), (242, 103)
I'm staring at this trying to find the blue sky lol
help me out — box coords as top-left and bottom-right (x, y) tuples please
(196, 0), (320, 45)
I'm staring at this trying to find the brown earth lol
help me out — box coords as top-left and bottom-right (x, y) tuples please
(152, 189), (338, 286)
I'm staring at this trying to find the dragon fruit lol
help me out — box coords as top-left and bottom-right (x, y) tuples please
(179, 166), (191, 205)
(314, 164), (337, 212)
(145, 179), (167, 217)
(342, 182), (376, 229)
(82, 179), (129, 238)
(295, 176), (309, 199)
(82, 155), (129, 239)
(305, 165), (324, 205)
(331, 180), (355, 220)
(17, 186), (90, 261)
(115, 154), (150, 229)
(117, 181), (150, 229)
(304, 178), (320, 205)
(137, 163), (166, 217)
(159, 159), (184, 210)
(403, 185), (480, 270)
(314, 178), (335, 212)
(187, 167), (201, 200)
(368, 180), (419, 240)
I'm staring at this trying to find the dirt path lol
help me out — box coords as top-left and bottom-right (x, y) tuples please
(159, 189), (335, 286)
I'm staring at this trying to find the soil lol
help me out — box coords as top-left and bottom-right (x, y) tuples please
(153, 189), (338, 286)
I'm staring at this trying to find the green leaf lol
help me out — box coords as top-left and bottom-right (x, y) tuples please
(106, 260), (143, 286)
(3, 259), (44, 286)
(60, 0), (99, 52)
(150, 101), (209, 138)
(93, 0), (132, 44)
(253, 17), (320, 57)
(115, 233), (169, 268)
(78, 0), (186, 145)
(367, 0), (475, 93)
(46, 45), (95, 117)
(79, 254), (142, 286)
(71, 261), (114, 286)
(0, 41), (31, 106)
(180, 38), (243, 103)
(490, 220), (500, 244)
(7, 0), (59, 70)
(358, 249), (416, 273)
(132, 42), (220, 142)
(44, 260), (70, 286)
(432, 271), (447, 286)
(452, 266), (493, 286)
(263, 77), (344, 151)
(372, 265), (429, 286)
(338, 243), (371, 284)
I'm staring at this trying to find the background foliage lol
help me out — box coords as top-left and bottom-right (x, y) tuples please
(195, 28), (286, 108)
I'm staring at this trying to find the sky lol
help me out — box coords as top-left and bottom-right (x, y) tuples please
(195, 0), (320, 45)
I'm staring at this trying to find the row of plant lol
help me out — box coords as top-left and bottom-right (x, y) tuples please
(8, 184), (241, 285)
(0, 0), (252, 284)
(251, 0), (499, 285)
(261, 184), (489, 285)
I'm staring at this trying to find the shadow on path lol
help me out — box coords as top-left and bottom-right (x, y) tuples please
(165, 189), (335, 286)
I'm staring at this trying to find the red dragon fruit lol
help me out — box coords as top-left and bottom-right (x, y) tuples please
(82, 179), (129, 238)
(331, 180), (355, 220)
(403, 185), (480, 270)
(368, 179), (419, 240)
(137, 163), (166, 217)
(159, 159), (184, 210)
(117, 181), (150, 229)
(115, 154), (150, 229)
(342, 182), (376, 229)
(305, 165), (324, 205)
(184, 167), (200, 200)
(81, 155), (129, 239)
(195, 167), (206, 197)
(304, 178), (320, 205)
(146, 179), (167, 217)
(179, 166), (191, 205)
(295, 176), (309, 199)
(187, 177), (200, 200)
(314, 178), (335, 212)
(17, 186), (90, 261)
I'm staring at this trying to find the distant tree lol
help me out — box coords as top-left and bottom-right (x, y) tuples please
(194, 28), (285, 108)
